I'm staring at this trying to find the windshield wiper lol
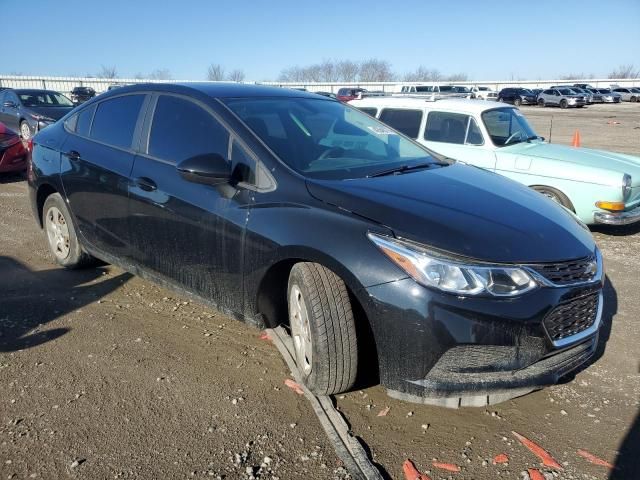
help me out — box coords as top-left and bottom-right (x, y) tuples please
(367, 161), (447, 178)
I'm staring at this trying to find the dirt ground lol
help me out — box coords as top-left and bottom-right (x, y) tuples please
(1, 103), (639, 480)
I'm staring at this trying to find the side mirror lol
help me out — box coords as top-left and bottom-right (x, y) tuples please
(3, 101), (16, 108)
(176, 153), (232, 186)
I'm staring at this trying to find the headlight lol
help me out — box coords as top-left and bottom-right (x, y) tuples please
(368, 233), (537, 297)
(623, 174), (632, 201)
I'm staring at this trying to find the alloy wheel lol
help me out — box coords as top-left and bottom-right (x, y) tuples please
(289, 285), (313, 375)
(45, 206), (71, 260)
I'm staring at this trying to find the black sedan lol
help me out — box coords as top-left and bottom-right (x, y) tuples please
(70, 86), (96, 105)
(497, 87), (539, 106)
(0, 88), (74, 139)
(28, 83), (604, 407)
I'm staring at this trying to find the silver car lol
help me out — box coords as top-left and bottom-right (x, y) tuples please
(551, 85), (593, 104)
(597, 89), (622, 103)
(537, 88), (587, 108)
(612, 87), (640, 102)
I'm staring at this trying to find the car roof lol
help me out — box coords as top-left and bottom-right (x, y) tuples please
(97, 82), (325, 100)
(349, 96), (512, 114)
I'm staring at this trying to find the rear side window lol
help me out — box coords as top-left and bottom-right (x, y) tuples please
(148, 95), (229, 164)
(424, 111), (482, 145)
(75, 105), (95, 137)
(90, 95), (144, 149)
(379, 108), (422, 139)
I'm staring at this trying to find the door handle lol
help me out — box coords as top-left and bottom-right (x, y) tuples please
(65, 150), (81, 161)
(134, 177), (157, 192)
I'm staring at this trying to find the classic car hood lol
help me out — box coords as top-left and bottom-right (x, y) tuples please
(306, 163), (595, 263)
(26, 106), (73, 121)
(501, 142), (640, 182)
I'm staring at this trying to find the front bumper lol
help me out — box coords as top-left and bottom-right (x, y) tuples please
(594, 204), (640, 225)
(522, 97), (538, 105)
(363, 274), (603, 407)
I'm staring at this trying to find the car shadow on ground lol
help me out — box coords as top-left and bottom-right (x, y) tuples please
(0, 256), (131, 353)
(590, 222), (640, 236)
(0, 171), (26, 184)
(610, 377), (640, 479)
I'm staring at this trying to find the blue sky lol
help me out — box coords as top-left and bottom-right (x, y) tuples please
(2, 0), (639, 81)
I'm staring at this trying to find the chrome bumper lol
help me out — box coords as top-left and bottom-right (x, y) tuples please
(594, 205), (640, 225)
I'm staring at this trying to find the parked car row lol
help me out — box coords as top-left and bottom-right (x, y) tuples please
(494, 84), (634, 108)
(27, 83), (621, 407)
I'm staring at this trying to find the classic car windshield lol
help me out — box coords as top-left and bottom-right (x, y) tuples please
(224, 97), (440, 180)
(482, 107), (538, 147)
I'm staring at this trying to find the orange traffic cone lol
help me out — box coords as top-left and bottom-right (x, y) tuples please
(571, 129), (581, 147)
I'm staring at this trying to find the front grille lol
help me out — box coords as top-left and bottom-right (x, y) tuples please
(543, 293), (599, 342)
(528, 256), (597, 285)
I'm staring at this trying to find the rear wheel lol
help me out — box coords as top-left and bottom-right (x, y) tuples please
(43, 193), (95, 268)
(532, 186), (574, 211)
(19, 121), (32, 140)
(514, 97), (522, 106)
(287, 262), (358, 395)
(560, 99), (568, 109)
(631, 96), (638, 103)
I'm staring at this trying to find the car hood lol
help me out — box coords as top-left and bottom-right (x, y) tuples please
(501, 142), (640, 181)
(306, 164), (595, 263)
(26, 106), (73, 121)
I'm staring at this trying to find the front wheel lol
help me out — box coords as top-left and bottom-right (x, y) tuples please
(287, 262), (358, 395)
(514, 97), (522, 106)
(560, 99), (568, 109)
(531, 186), (574, 211)
(538, 98), (545, 107)
(43, 193), (95, 268)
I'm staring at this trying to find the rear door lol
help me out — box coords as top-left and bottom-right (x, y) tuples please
(60, 93), (148, 258)
(127, 93), (253, 314)
(422, 110), (496, 169)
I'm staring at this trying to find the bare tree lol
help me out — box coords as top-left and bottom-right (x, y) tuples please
(336, 60), (359, 82)
(148, 68), (173, 80)
(227, 69), (246, 82)
(318, 59), (339, 82)
(608, 64), (639, 79)
(278, 66), (303, 82)
(206, 64), (225, 81)
(359, 58), (394, 82)
(134, 72), (145, 80)
(445, 72), (469, 82)
(403, 66), (442, 82)
(98, 65), (118, 79)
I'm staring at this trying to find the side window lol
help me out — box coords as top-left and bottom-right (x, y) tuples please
(76, 105), (95, 137)
(378, 108), (422, 139)
(357, 107), (378, 117)
(90, 95), (144, 149)
(6, 91), (19, 104)
(148, 95), (229, 164)
(424, 111), (470, 145)
(465, 117), (484, 145)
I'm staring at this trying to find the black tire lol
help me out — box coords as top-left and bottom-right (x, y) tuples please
(560, 99), (568, 109)
(19, 120), (32, 140)
(514, 97), (522, 106)
(538, 98), (545, 107)
(497, 97), (504, 103)
(531, 186), (574, 211)
(287, 262), (358, 395)
(577, 105), (585, 108)
(42, 193), (95, 269)
(631, 96), (638, 103)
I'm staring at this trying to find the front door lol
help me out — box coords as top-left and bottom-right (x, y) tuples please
(60, 93), (148, 258)
(421, 110), (496, 170)
(0, 91), (21, 131)
(127, 93), (251, 315)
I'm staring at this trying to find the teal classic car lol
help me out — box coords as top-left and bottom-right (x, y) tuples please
(349, 97), (640, 225)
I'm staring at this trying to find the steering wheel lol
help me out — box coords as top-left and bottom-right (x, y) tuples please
(504, 131), (522, 145)
(318, 147), (345, 161)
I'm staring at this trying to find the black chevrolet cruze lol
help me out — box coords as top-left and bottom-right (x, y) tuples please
(28, 83), (604, 407)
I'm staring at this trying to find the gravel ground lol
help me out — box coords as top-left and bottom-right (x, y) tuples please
(1, 104), (639, 480)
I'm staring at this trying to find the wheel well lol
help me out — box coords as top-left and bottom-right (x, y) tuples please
(255, 259), (379, 384)
(36, 184), (58, 227)
(530, 184), (575, 212)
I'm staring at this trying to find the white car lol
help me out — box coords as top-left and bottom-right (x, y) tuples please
(348, 96), (640, 226)
(470, 86), (498, 101)
(612, 87), (640, 102)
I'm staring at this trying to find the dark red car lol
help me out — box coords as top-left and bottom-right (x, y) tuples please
(0, 122), (29, 174)
(336, 87), (366, 102)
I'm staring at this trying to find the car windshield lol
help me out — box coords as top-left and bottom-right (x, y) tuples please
(482, 107), (538, 147)
(224, 97), (440, 180)
(521, 89), (534, 95)
(18, 91), (73, 107)
(631, 88), (640, 93)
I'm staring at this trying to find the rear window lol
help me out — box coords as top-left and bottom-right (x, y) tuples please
(148, 95), (229, 164)
(90, 95), (145, 149)
(378, 109), (422, 139)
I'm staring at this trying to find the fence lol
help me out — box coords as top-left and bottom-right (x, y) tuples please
(1, 75), (638, 96)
